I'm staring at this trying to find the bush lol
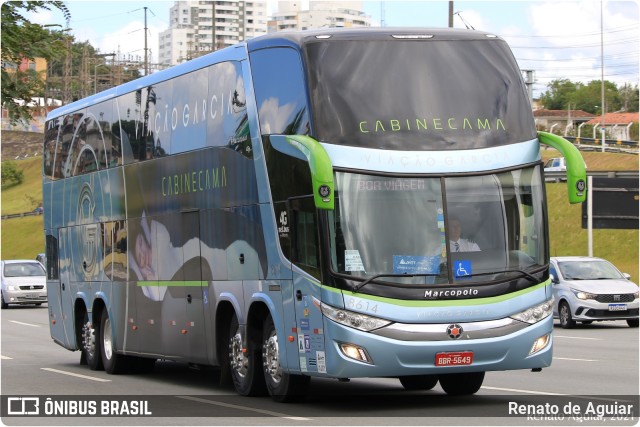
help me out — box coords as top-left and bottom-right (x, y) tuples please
(1, 161), (24, 185)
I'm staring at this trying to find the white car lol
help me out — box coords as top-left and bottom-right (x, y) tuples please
(1, 260), (47, 308)
(550, 256), (639, 328)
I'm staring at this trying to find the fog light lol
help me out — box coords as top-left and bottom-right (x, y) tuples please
(339, 343), (373, 364)
(530, 333), (551, 355)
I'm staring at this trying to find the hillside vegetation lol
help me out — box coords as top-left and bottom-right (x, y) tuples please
(1, 151), (638, 283)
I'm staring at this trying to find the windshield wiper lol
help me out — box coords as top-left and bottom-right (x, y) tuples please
(456, 269), (539, 283)
(352, 273), (439, 292)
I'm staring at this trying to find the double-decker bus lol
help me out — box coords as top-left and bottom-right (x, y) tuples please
(43, 28), (587, 402)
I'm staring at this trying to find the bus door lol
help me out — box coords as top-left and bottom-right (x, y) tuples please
(55, 227), (77, 350)
(45, 230), (76, 350)
(181, 210), (208, 364)
(289, 197), (326, 375)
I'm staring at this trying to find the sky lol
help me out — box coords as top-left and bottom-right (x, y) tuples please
(30, 0), (639, 98)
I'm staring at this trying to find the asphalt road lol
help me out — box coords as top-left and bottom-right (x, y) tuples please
(1, 304), (638, 426)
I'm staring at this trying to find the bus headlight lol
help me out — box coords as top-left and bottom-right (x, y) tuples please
(510, 299), (554, 324)
(320, 302), (392, 332)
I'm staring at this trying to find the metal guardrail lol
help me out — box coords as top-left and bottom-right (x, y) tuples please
(1, 211), (42, 220)
(562, 136), (639, 154)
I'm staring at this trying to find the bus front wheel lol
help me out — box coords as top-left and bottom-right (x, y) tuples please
(262, 315), (310, 402)
(399, 375), (439, 391)
(439, 372), (484, 395)
(228, 313), (266, 396)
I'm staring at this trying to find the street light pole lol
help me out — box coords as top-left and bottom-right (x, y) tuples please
(600, 0), (606, 152)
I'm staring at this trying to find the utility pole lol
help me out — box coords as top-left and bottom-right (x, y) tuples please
(448, 1), (454, 27)
(600, 0), (606, 152)
(144, 6), (149, 75)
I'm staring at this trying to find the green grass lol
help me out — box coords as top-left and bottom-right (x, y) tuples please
(1, 153), (638, 283)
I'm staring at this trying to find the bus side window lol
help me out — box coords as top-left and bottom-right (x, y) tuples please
(290, 197), (320, 279)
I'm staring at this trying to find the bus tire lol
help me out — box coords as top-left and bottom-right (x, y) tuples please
(228, 313), (266, 396)
(262, 315), (310, 402)
(399, 375), (439, 391)
(81, 311), (103, 371)
(439, 372), (484, 395)
(99, 310), (130, 374)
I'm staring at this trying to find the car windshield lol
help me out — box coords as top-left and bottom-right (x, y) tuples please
(328, 165), (547, 285)
(4, 262), (46, 277)
(558, 260), (625, 280)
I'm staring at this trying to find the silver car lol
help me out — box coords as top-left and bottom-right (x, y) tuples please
(550, 256), (639, 328)
(1, 260), (47, 308)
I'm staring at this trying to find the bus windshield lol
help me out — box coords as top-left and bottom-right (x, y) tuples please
(305, 38), (536, 150)
(328, 165), (547, 285)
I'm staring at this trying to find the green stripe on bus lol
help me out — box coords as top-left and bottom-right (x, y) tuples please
(136, 281), (208, 287)
(322, 280), (551, 307)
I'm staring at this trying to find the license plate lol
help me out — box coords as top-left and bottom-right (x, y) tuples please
(435, 351), (473, 367)
(609, 304), (627, 311)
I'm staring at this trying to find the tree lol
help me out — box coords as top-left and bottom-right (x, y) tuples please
(1, 1), (70, 124)
(1, 161), (24, 186)
(539, 79), (579, 110)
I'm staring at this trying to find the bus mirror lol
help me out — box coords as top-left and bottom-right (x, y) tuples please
(538, 131), (587, 204)
(269, 135), (335, 210)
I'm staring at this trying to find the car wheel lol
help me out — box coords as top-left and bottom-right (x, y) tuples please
(262, 314), (310, 402)
(228, 313), (266, 396)
(439, 372), (484, 395)
(399, 375), (439, 391)
(627, 319), (639, 328)
(1, 293), (8, 309)
(559, 302), (576, 329)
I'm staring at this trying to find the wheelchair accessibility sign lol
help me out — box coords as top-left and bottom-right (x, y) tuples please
(454, 260), (472, 278)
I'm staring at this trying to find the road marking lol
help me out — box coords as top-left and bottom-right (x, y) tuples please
(176, 395), (311, 421)
(554, 357), (598, 362)
(554, 335), (602, 341)
(9, 320), (40, 327)
(41, 368), (111, 382)
(482, 386), (567, 396)
(482, 387), (635, 403)
(1, 355), (13, 359)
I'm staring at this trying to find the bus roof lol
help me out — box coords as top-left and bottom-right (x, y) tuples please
(46, 28), (503, 121)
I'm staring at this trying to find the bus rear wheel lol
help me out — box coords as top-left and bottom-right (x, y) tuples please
(228, 313), (266, 396)
(439, 372), (484, 395)
(262, 315), (310, 402)
(81, 312), (103, 371)
(100, 310), (131, 374)
(399, 375), (438, 391)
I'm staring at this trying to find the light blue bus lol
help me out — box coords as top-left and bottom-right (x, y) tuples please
(43, 28), (587, 402)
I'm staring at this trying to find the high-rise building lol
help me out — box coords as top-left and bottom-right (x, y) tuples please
(269, 1), (372, 32)
(158, 1), (268, 67)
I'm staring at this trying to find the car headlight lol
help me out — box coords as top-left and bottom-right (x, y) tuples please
(572, 288), (597, 300)
(510, 298), (554, 324)
(5, 285), (18, 291)
(320, 302), (392, 332)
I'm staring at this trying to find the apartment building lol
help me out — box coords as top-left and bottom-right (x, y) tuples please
(158, 1), (268, 67)
(270, 1), (371, 31)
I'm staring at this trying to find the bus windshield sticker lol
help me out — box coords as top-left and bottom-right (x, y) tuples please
(393, 255), (440, 275)
(345, 250), (365, 272)
(454, 260), (473, 278)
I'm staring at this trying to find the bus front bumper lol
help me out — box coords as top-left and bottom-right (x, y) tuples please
(319, 315), (553, 378)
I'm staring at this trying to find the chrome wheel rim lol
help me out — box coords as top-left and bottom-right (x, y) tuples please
(103, 317), (113, 360)
(229, 328), (248, 378)
(263, 329), (282, 384)
(82, 321), (96, 358)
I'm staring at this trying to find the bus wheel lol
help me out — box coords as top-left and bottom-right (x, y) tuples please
(262, 315), (310, 402)
(559, 302), (576, 329)
(228, 313), (266, 396)
(439, 372), (484, 395)
(81, 312), (103, 371)
(399, 375), (438, 391)
(99, 310), (130, 374)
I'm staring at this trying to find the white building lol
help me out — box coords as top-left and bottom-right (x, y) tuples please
(158, 1), (268, 67)
(269, 1), (372, 31)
